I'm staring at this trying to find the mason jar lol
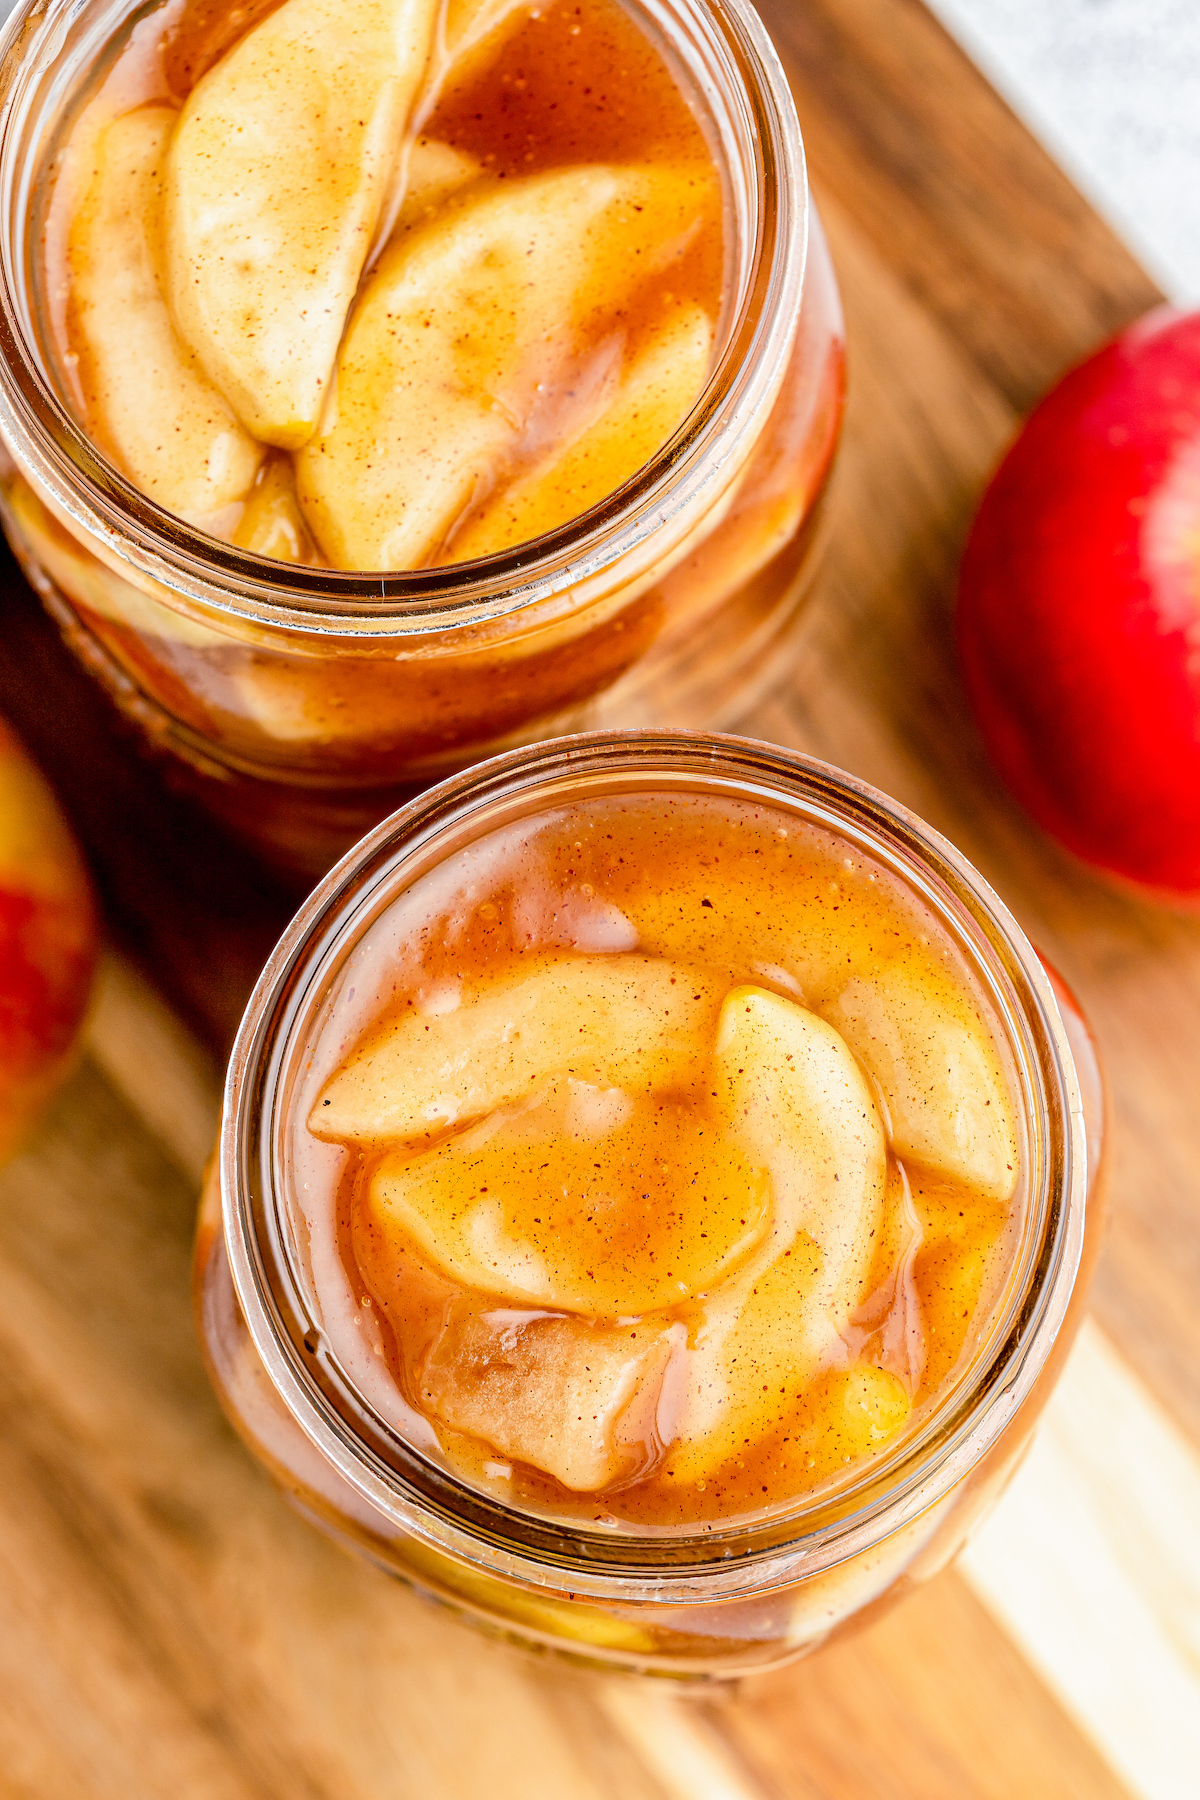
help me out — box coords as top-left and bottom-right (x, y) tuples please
(0, 0), (844, 878)
(194, 731), (1102, 1678)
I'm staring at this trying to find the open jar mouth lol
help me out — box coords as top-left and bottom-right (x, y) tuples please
(0, 0), (806, 636)
(221, 731), (1088, 1605)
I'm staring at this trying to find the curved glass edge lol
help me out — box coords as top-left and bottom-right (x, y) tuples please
(0, 0), (807, 636)
(219, 730), (1088, 1606)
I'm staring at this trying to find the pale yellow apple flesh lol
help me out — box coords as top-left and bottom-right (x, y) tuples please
(368, 1081), (772, 1314)
(441, 0), (537, 79)
(420, 1303), (678, 1490)
(663, 987), (889, 1484)
(312, 954), (726, 1143)
(450, 303), (714, 559)
(332, 976), (901, 1492)
(367, 136), (484, 271)
(827, 971), (1019, 1203)
(164, 0), (441, 449)
(67, 105), (262, 521)
(3, 479), (234, 648)
(295, 163), (716, 569)
(396, 1529), (656, 1648)
(393, 139), (482, 232)
(231, 454), (319, 563)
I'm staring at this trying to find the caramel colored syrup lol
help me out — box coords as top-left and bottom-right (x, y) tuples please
(37, 0), (725, 568)
(421, 2), (725, 562)
(163, 0), (288, 98)
(294, 793), (1024, 1529)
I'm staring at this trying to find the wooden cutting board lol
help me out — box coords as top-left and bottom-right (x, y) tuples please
(0, 2), (1197, 1796)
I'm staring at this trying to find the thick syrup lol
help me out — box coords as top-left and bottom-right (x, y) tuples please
(40, 0), (725, 568)
(294, 791), (1024, 1529)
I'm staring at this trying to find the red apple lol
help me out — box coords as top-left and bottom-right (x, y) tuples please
(958, 305), (1200, 898)
(0, 715), (97, 1161)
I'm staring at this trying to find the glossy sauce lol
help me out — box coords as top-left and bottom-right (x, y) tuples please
(39, 0), (725, 569)
(7, 0), (843, 876)
(292, 793), (1024, 1528)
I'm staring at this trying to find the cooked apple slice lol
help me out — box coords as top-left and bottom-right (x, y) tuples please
(615, 859), (879, 1011)
(313, 954), (725, 1143)
(67, 105), (262, 521)
(394, 139), (481, 230)
(364, 3), (534, 259)
(295, 163), (716, 569)
(714, 989), (886, 1281)
(827, 972), (1019, 1203)
(772, 1364), (912, 1494)
(367, 1083), (771, 1314)
(907, 1172), (1010, 1394)
(369, 136), (483, 265)
(820, 1365), (912, 1458)
(164, 0), (440, 449)
(369, 0), (538, 262)
(396, 1531), (657, 1649)
(449, 304), (713, 559)
(663, 988), (887, 1484)
(231, 454), (320, 563)
(440, 0), (536, 80)
(420, 1302), (678, 1490)
(5, 480), (234, 649)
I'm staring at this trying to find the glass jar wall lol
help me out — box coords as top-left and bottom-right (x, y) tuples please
(195, 733), (1101, 1678)
(0, 0), (844, 877)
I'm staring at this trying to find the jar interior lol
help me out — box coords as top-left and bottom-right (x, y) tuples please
(225, 738), (1081, 1589)
(0, 0), (802, 619)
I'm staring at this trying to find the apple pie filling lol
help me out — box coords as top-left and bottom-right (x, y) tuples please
(45, 0), (724, 569)
(296, 792), (1023, 1525)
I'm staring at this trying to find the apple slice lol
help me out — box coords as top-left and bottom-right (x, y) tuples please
(368, 137), (483, 268)
(827, 972), (1018, 1203)
(663, 988), (887, 1484)
(908, 1172), (1010, 1395)
(363, 2), (533, 257)
(772, 1364), (912, 1495)
(4, 478), (235, 649)
(67, 105), (262, 521)
(440, 0), (536, 82)
(295, 163), (716, 569)
(312, 954), (725, 1143)
(420, 1302), (678, 1490)
(818, 1365), (911, 1458)
(367, 1083), (771, 1314)
(394, 139), (482, 231)
(396, 1530), (656, 1650)
(231, 454), (320, 563)
(164, 0), (440, 449)
(449, 304), (714, 559)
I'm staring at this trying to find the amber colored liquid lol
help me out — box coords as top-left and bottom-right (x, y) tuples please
(425, 3), (726, 560)
(163, 0), (288, 98)
(10, 0), (843, 878)
(293, 792), (1024, 1530)
(41, 0), (725, 567)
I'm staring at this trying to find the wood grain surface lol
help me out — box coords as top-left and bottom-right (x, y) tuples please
(0, 0), (1195, 1795)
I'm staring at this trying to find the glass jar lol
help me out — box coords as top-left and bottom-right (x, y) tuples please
(0, 0), (844, 878)
(195, 731), (1102, 1679)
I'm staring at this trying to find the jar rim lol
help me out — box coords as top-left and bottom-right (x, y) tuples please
(0, 0), (808, 638)
(220, 730), (1089, 1604)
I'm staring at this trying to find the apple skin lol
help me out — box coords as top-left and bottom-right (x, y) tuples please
(958, 305), (1200, 898)
(0, 715), (98, 1163)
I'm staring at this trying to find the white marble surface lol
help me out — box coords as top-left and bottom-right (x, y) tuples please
(927, 0), (1200, 300)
